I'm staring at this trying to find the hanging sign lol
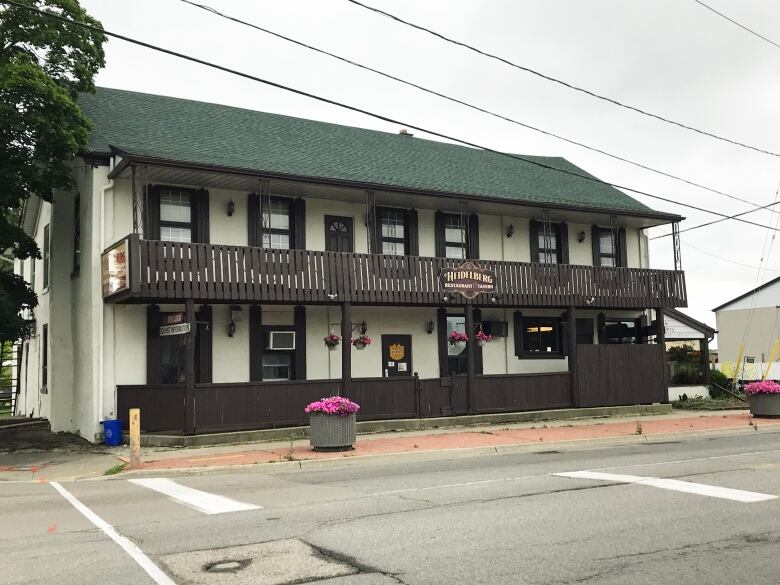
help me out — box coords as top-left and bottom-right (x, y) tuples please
(160, 323), (191, 336)
(101, 239), (128, 297)
(439, 261), (496, 299)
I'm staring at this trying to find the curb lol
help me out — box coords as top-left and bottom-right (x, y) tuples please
(126, 404), (672, 447)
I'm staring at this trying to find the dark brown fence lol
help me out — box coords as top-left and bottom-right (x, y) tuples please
(474, 372), (571, 413)
(345, 377), (418, 421)
(112, 234), (686, 308)
(576, 344), (667, 407)
(117, 384), (185, 432)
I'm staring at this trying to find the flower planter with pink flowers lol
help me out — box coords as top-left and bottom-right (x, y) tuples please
(744, 381), (780, 418)
(305, 396), (361, 451)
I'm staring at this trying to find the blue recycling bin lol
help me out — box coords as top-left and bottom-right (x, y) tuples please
(102, 419), (123, 446)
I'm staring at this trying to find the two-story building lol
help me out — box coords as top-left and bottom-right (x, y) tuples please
(14, 87), (687, 442)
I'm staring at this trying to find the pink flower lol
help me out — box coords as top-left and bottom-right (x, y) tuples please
(475, 330), (493, 342)
(351, 335), (371, 347)
(305, 395), (360, 416)
(744, 381), (780, 395)
(448, 331), (469, 343)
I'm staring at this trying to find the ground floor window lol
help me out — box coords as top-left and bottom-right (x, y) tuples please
(514, 313), (563, 358)
(159, 331), (187, 384)
(666, 341), (706, 385)
(446, 314), (467, 375)
(262, 352), (292, 381)
(601, 317), (641, 344)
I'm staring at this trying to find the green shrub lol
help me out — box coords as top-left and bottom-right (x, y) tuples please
(709, 370), (730, 398)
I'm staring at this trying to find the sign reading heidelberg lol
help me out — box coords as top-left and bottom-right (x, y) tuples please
(439, 261), (496, 299)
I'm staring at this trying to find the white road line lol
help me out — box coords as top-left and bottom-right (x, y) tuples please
(553, 471), (778, 503)
(128, 478), (261, 515)
(50, 482), (175, 585)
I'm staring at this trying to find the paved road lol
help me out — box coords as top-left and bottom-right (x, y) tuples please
(3, 430), (780, 584)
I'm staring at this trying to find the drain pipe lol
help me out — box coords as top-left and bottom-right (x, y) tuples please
(97, 177), (114, 433)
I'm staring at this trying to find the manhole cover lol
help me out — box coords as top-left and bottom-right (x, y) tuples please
(160, 539), (357, 584)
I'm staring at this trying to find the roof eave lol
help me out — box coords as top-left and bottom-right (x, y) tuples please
(105, 152), (684, 224)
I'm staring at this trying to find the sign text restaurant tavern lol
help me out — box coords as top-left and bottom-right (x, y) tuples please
(14, 88), (687, 441)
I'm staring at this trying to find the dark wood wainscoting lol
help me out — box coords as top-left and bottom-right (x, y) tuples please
(117, 384), (185, 432)
(345, 377), (417, 421)
(576, 344), (667, 407)
(473, 372), (571, 414)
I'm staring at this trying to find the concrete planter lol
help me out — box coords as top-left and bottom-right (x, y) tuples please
(749, 393), (780, 418)
(309, 413), (357, 451)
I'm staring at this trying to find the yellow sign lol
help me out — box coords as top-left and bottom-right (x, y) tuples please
(389, 343), (405, 361)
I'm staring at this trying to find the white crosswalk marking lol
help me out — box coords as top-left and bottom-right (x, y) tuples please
(553, 470), (778, 503)
(129, 478), (262, 515)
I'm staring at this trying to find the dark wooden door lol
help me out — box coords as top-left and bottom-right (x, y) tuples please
(325, 216), (354, 252)
(381, 334), (412, 378)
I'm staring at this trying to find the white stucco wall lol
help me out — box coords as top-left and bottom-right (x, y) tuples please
(210, 189), (249, 247)
(305, 199), (368, 253)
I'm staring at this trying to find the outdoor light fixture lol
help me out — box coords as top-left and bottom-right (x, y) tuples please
(359, 321), (368, 335)
(585, 296), (596, 305)
(227, 320), (236, 337)
(327, 293), (339, 300)
(578, 229), (586, 243)
(227, 199), (235, 217)
(490, 293), (503, 304)
(426, 320), (435, 334)
(442, 292), (456, 302)
(506, 224), (515, 238)
(228, 305), (242, 337)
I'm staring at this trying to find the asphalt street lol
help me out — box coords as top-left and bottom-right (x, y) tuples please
(2, 430), (780, 584)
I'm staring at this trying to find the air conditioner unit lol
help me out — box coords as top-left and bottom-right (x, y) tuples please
(268, 331), (295, 350)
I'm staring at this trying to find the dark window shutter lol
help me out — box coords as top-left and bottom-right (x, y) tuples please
(293, 198), (306, 249)
(618, 227), (628, 267)
(467, 213), (480, 260)
(192, 188), (210, 243)
(597, 312), (606, 344)
(144, 185), (161, 240)
(591, 226), (601, 266)
(576, 318), (595, 344)
(434, 211), (446, 258)
(529, 221), (540, 263)
(559, 223), (569, 264)
(408, 209), (419, 255)
(195, 305), (212, 383)
(560, 312), (569, 356)
(247, 193), (260, 247)
(370, 208), (380, 254)
(437, 307), (448, 377)
(294, 305), (306, 380)
(514, 311), (523, 356)
(474, 308), (483, 374)
(249, 305), (263, 381)
(146, 304), (160, 384)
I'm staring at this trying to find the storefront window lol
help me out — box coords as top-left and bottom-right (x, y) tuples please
(667, 342), (706, 385)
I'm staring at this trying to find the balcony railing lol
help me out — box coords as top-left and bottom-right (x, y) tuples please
(105, 234), (686, 308)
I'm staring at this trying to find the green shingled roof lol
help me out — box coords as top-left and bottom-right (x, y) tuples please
(80, 87), (663, 216)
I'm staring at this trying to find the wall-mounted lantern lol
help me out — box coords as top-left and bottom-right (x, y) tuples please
(227, 199), (235, 217)
(506, 224), (515, 238)
(228, 305), (242, 337)
(426, 320), (435, 334)
(577, 229), (586, 243)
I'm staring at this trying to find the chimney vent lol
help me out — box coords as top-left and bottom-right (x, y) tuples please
(399, 129), (413, 137)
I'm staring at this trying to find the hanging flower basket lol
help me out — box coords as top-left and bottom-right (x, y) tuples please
(323, 333), (341, 350)
(448, 330), (468, 349)
(744, 381), (780, 418)
(305, 396), (361, 451)
(351, 335), (372, 350)
(475, 330), (493, 347)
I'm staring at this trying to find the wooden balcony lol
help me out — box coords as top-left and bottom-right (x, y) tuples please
(104, 234), (687, 308)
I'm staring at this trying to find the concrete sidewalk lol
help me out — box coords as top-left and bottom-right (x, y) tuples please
(117, 410), (778, 474)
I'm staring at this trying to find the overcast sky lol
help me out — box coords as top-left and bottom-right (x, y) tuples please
(81, 0), (780, 337)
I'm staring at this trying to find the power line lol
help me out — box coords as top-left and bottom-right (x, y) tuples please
(346, 0), (780, 159)
(180, 0), (764, 211)
(650, 198), (780, 240)
(693, 0), (780, 51)
(682, 240), (780, 272)
(8, 0), (780, 232)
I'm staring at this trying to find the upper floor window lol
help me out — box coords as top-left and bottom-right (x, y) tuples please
(530, 220), (568, 265)
(262, 198), (291, 250)
(444, 214), (466, 259)
(592, 226), (627, 267)
(594, 228), (617, 267)
(160, 189), (192, 243)
(42, 224), (50, 289)
(380, 208), (407, 256)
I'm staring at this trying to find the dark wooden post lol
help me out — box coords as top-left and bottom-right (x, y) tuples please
(701, 338), (711, 385)
(465, 301), (475, 414)
(656, 308), (667, 393)
(567, 305), (580, 407)
(184, 299), (196, 435)
(341, 301), (352, 394)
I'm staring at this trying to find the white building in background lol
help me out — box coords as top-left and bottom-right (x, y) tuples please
(714, 277), (780, 382)
(14, 87), (688, 442)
